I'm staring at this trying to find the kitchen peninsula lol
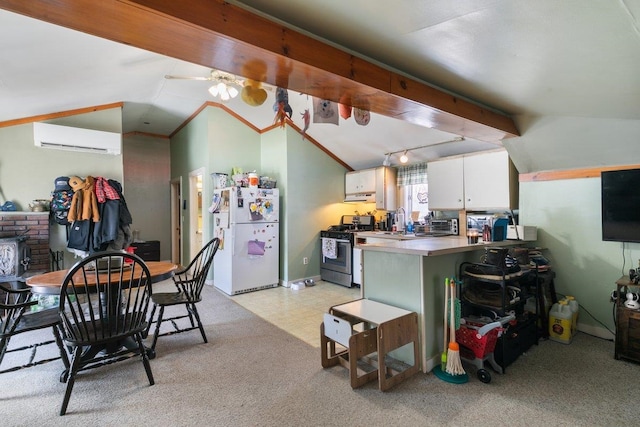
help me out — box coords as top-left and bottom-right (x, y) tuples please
(355, 235), (524, 373)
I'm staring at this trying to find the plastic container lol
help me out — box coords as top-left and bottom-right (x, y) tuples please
(549, 300), (573, 344)
(565, 295), (579, 337)
(248, 172), (258, 189)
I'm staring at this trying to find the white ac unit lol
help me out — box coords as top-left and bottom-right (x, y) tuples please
(33, 122), (122, 155)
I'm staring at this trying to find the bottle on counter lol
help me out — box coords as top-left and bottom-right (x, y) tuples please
(406, 218), (414, 233)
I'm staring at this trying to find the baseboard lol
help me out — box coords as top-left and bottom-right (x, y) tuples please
(577, 322), (615, 340)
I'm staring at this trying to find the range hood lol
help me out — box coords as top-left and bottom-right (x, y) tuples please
(344, 193), (375, 203)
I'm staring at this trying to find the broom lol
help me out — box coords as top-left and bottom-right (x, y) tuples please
(445, 277), (466, 376)
(441, 277), (449, 370)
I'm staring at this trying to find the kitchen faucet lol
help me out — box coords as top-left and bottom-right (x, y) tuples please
(396, 207), (406, 233)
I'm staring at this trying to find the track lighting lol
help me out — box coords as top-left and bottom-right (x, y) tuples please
(400, 150), (408, 164)
(382, 137), (465, 166)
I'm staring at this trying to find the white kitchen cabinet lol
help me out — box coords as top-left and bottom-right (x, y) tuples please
(426, 156), (464, 210)
(428, 150), (518, 211)
(345, 168), (376, 194)
(345, 166), (397, 211)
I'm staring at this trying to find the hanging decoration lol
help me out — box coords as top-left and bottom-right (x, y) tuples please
(312, 98), (339, 125)
(301, 109), (310, 139)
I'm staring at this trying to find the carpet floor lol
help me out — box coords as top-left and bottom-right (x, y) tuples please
(0, 284), (637, 426)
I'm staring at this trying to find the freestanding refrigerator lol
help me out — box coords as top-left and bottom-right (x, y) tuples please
(212, 186), (279, 295)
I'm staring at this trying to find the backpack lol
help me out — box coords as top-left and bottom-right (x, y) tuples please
(50, 176), (74, 225)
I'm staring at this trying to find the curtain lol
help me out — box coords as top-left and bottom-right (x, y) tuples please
(396, 163), (428, 186)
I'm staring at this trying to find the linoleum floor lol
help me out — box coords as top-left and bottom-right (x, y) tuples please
(226, 281), (360, 347)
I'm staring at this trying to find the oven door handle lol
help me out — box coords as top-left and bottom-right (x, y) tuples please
(334, 239), (350, 243)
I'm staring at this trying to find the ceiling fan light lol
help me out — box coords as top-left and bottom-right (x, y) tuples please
(208, 85), (219, 97)
(228, 86), (239, 98)
(220, 90), (230, 102)
(217, 82), (226, 93)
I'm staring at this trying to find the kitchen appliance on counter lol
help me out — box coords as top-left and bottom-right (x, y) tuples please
(212, 187), (279, 295)
(426, 218), (459, 236)
(320, 215), (374, 287)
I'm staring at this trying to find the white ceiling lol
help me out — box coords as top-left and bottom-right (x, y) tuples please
(1, 1), (639, 171)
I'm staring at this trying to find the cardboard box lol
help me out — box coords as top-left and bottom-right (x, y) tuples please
(507, 225), (537, 241)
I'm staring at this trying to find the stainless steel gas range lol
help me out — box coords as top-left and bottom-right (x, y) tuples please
(320, 215), (374, 287)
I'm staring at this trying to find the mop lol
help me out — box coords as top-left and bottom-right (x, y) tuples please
(433, 278), (468, 383)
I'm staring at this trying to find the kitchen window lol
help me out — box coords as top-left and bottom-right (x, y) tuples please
(397, 163), (429, 223)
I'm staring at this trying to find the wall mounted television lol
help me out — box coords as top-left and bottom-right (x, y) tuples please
(601, 168), (640, 243)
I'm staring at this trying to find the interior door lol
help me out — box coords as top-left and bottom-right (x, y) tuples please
(170, 178), (182, 265)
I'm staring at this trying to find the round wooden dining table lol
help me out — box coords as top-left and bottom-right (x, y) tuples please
(25, 261), (178, 294)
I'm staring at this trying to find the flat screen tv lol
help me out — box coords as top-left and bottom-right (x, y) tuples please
(601, 168), (640, 243)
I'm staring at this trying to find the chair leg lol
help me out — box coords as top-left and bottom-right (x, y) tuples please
(135, 333), (155, 386)
(145, 303), (158, 338)
(150, 306), (165, 351)
(186, 303), (196, 328)
(52, 325), (70, 371)
(190, 303), (208, 344)
(0, 337), (9, 366)
(60, 346), (83, 416)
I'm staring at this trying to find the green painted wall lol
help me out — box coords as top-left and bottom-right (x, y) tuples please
(520, 178), (640, 337)
(170, 106), (358, 285)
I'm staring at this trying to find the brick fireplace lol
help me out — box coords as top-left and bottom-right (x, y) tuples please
(0, 212), (50, 277)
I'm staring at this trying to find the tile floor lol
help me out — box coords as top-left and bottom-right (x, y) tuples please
(226, 281), (360, 347)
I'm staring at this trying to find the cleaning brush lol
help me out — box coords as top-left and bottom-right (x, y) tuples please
(445, 278), (466, 376)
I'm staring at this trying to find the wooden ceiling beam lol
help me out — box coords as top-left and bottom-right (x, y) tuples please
(0, 0), (519, 141)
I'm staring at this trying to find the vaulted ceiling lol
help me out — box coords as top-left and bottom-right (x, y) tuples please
(1, 0), (638, 172)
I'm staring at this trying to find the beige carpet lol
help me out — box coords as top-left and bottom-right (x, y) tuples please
(0, 284), (638, 426)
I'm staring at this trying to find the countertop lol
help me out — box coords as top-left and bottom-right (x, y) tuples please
(355, 231), (451, 241)
(355, 234), (523, 257)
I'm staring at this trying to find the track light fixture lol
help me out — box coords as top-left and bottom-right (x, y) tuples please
(400, 150), (409, 164)
(382, 137), (465, 166)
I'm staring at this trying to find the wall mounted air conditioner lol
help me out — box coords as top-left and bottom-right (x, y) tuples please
(33, 122), (122, 155)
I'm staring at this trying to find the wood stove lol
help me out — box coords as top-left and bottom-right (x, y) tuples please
(0, 235), (31, 281)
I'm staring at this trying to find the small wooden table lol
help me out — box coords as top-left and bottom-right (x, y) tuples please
(321, 299), (420, 391)
(25, 261), (178, 294)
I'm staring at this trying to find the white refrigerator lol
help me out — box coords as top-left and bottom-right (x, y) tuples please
(212, 187), (279, 295)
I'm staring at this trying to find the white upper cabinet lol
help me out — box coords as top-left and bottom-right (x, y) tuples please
(428, 150), (519, 211)
(426, 156), (465, 210)
(345, 166), (396, 210)
(345, 168), (376, 194)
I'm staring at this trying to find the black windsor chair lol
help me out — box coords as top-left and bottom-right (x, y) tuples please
(57, 251), (154, 416)
(0, 283), (69, 374)
(146, 237), (220, 352)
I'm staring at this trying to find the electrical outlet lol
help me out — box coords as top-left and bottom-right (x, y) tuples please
(303, 257), (309, 265)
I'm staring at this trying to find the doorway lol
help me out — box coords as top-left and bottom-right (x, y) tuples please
(189, 168), (204, 261)
(170, 177), (182, 265)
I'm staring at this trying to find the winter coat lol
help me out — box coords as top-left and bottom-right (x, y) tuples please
(67, 176), (100, 222)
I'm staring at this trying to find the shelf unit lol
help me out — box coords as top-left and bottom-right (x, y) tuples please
(614, 276), (640, 364)
(459, 261), (539, 372)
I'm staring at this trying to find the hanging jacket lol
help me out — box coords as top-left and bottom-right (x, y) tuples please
(67, 176), (100, 222)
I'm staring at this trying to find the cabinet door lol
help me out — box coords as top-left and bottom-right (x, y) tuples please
(375, 166), (397, 211)
(345, 169), (376, 194)
(463, 150), (512, 210)
(427, 157), (464, 210)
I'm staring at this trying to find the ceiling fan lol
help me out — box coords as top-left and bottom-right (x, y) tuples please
(165, 69), (271, 103)
(165, 69), (244, 86)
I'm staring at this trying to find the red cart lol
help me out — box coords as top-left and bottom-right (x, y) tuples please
(456, 318), (508, 383)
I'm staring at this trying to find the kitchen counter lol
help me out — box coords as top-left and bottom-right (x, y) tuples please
(355, 234), (521, 255)
(355, 234), (532, 373)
